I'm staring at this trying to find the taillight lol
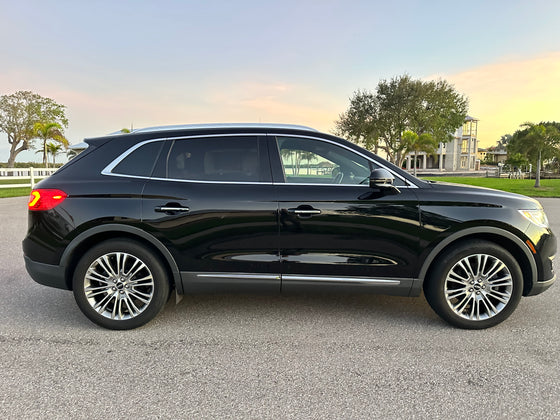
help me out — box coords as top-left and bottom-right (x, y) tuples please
(28, 189), (68, 211)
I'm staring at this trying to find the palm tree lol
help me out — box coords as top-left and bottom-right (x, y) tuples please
(46, 142), (64, 166)
(497, 134), (512, 151)
(280, 149), (294, 175)
(33, 121), (68, 168)
(402, 130), (438, 176)
(301, 151), (315, 175)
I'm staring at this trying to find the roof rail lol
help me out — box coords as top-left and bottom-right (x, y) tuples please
(130, 123), (318, 134)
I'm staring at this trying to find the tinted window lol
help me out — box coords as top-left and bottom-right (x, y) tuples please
(277, 136), (374, 185)
(162, 136), (261, 182)
(112, 141), (164, 177)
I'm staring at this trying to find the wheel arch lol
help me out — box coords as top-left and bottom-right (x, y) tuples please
(61, 224), (182, 292)
(414, 226), (536, 297)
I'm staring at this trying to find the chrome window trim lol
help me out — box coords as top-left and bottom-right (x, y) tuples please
(102, 137), (166, 176)
(276, 182), (370, 188)
(150, 176), (273, 185)
(101, 131), (418, 189)
(102, 133), (267, 178)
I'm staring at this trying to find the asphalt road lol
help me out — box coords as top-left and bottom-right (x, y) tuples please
(1, 196), (559, 419)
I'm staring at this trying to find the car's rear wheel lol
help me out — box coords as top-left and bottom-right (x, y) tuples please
(72, 239), (170, 330)
(424, 240), (523, 329)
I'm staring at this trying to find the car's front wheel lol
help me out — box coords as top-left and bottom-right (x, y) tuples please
(424, 240), (523, 329)
(72, 239), (170, 330)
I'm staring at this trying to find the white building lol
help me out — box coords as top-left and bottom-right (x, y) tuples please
(405, 116), (479, 172)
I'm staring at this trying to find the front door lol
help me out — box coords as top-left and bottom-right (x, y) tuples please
(271, 135), (421, 295)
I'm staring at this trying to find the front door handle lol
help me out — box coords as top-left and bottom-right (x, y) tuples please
(288, 208), (321, 215)
(287, 206), (322, 218)
(155, 204), (190, 214)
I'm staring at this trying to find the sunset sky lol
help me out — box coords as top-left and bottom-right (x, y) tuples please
(1, 0), (559, 162)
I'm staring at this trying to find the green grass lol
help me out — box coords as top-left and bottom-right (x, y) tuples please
(0, 187), (31, 198)
(0, 178), (44, 185)
(0, 178), (45, 197)
(422, 177), (560, 197)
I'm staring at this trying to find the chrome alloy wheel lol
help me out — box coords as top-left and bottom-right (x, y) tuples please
(444, 253), (513, 321)
(83, 252), (155, 320)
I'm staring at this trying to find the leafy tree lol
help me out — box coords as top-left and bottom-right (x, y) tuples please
(401, 130), (438, 176)
(505, 152), (528, 170)
(33, 121), (68, 168)
(546, 157), (560, 173)
(481, 148), (497, 165)
(334, 90), (379, 153)
(507, 122), (560, 187)
(335, 75), (468, 166)
(0, 91), (68, 167)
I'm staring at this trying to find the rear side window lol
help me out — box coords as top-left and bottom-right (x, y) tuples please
(157, 136), (262, 182)
(112, 141), (164, 177)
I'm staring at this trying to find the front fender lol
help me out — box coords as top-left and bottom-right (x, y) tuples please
(411, 226), (536, 297)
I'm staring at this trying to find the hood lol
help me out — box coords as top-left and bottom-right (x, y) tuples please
(424, 180), (543, 210)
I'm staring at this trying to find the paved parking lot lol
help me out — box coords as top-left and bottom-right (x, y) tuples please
(1, 196), (559, 419)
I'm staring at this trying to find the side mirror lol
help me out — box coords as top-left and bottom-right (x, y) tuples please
(369, 169), (400, 194)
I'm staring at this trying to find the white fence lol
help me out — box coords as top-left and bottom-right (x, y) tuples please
(0, 167), (58, 189)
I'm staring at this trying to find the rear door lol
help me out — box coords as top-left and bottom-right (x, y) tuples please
(142, 134), (281, 293)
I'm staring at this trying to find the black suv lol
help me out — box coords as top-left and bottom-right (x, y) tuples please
(23, 124), (556, 329)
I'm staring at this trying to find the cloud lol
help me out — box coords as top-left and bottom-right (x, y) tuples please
(428, 52), (560, 146)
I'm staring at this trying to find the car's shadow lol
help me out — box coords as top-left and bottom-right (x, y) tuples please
(6, 270), (444, 333)
(153, 291), (442, 332)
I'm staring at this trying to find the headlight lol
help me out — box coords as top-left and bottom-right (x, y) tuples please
(519, 209), (549, 228)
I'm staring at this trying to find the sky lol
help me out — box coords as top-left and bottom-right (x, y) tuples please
(1, 0), (559, 163)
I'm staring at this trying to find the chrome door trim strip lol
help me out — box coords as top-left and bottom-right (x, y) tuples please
(191, 272), (404, 285)
(282, 275), (401, 285)
(196, 273), (281, 281)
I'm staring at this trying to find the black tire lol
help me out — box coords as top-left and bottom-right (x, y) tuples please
(424, 240), (523, 329)
(72, 239), (170, 330)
